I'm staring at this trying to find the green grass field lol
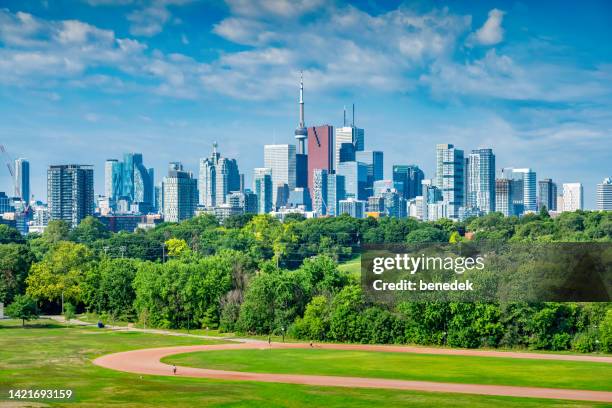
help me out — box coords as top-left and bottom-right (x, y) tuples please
(1, 319), (609, 407)
(165, 348), (612, 392)
(338, 256), (361, 278)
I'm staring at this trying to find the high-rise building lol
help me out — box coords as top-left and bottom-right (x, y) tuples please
(336, 161), (368, 200)
(381, 189), (406, 218)
(307, 125), (334, 192)
(275, 183), (290, 209)
(0, 192), (13, 214)
(104, 159), (118, 199)
(393, 165), (424, 200)
(253, 168), (273, 214)
(264, 144), (296, 207)
(373, 180), (403, 197)
(495, 179), (512, 217)
(162, 162), (197, 222)
(14, 158), (30, 203)
(334, 105), (364, 169)
(47, 164), (94, 228)
(597, 177), (612, 211)
(538, 178), (557, 211)
(199, 143), (241, 208)
(104, 154), (154, 211)
(287, 187), (312, 210)
(312, 169), (328, 216)
(562, 183), (583, 212)
(367, 196), (385, 213)
(356, 150), (383, 196)
(327, 174), (345, 217)
(338, 143), (356, 163)
(408, 196), (425, 220)
(243, 190), (259, 214)
(466, 149), (495, 213)
(435, 144), (464, 220)
(501, 168), (537, 215)
(339, 198), (365, 218)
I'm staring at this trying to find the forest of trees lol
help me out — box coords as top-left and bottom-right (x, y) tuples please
(1, 208), (611, 353)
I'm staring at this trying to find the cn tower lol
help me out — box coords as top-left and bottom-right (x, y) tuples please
(294, 71), (307, 154)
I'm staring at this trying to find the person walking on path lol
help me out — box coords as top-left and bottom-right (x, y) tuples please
(172, 365), (177, 375)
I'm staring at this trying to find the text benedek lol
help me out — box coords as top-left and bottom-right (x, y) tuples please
(372, 279), (474, 291)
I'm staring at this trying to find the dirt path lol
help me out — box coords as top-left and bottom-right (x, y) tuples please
(93, 342), (612, 403)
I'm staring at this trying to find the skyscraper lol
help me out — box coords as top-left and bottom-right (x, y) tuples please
(337, 161), (368, 200)
(104, 154), (155, 211)
(199, 143), (241, 208)
(393, 164), (424, 200)
(373, 180), (403, 197)
(327, 174), (345, 217)
(339, 198), (365, 218)
(104, 159), (118, 199)
(307, 125), (334, 192)
(263, 144), (296, 207)
(47, 164), (94, 228)
(596, 177), (612, 211)
(562, 183), (583, 212)
(538, 178), (557, 211)
(466, 149), (496, 213)
(495, 179), (512, 217)
(162, 162), (197, 222)
(253, 168), (273, 214)
(14, 158), (29, 203)
(334, 105), (364, 169)
(356, 150), (383, 196)
(312, 169), (328, 216)
(501, 168), (537, 214)
(435, 144), (464, 220)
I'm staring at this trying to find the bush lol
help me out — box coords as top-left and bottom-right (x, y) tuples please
(550, 332), (571, 351)
(600, 309), (612, 353)
(572, 331), (598, 353)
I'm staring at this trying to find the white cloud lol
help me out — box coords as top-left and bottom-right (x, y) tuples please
(126, 0), (192, 37)
(469, 8), (505, 46)
(224, 0), (325, 18)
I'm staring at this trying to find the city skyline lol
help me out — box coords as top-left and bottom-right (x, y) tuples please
(1, 1), (611, 208)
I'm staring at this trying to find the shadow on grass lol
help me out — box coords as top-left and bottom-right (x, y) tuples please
(0, 322), (67, 330)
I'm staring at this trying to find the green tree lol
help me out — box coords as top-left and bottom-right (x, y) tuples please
(0, 243), (35, 304)
(0, 224), (24, 244)
(25, 241), (95, 306)
(405, 227), (448, 243)
(70, 216), (110, 245)
(6, 294), (39, 326)
(165, 238), (190, 258)
(83, 257), (139, 319)
(43, 220), (70, 243)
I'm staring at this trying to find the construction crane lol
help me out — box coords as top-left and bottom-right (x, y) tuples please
(0, 144), (31, 215)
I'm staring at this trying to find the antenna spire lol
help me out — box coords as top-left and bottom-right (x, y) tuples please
(352, 103), (355, 127)
(294, 70), (308, 154)
(343, 105), (346, 127)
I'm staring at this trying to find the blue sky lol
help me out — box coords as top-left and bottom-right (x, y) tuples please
(0, 0), (610, 208)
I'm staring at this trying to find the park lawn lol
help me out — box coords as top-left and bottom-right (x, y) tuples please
(0, 320), (607, 408)
(164, 348), (612, 392)
(338, 256), (361, 278)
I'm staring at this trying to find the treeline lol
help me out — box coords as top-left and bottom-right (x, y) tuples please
(0, 209), (611, 353)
